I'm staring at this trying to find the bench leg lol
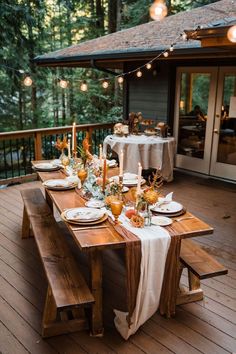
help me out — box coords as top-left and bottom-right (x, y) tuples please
(42, 286), (57, 337)
(90, 250), (104, 337)
(22, 207), (31, 239)
(176, 268), (203, 305)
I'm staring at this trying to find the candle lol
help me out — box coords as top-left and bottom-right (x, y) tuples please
(102, 155), (107, 192)
(137, 162), (142, 196)
(99, 144), (103, 164)
(72, 122), (76, 152)
(68, 139), (71, 160)
(119, 149), (124, 176)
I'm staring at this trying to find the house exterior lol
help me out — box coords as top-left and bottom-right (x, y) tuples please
(34, 0), (236, 182)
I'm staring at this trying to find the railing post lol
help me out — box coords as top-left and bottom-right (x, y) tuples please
(87, 127), (93, 154)
(34, 132), (42, 160)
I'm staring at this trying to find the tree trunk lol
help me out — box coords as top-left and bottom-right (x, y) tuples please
(116, 0), (122, 32)
(108, 0), (117, 33)
(96, 0), (105, 34)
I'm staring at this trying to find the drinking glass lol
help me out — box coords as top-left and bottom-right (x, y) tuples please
(110, 200), (123, 224)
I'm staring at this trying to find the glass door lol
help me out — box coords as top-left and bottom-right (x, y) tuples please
(174, 67), (217, 174)
(210, 68), (236, 181)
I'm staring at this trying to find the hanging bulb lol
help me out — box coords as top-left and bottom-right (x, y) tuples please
(117, 76), (124, 84)
(23, 75), (33, 87)
(59, 79), (68, 88)
(227, 25), (236, 43)
(163, 51), (169, 57)
(169, 45), (174, 52)
(149, 0), (168, 21)
(146, 63), (152, 70)
(80, 80), (88, 92)
(102, 80), (109, 89)
(182, 32), (188, 41)
(136, 70), (142, 78)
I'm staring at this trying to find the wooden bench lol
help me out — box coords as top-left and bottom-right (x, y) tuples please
(177, 239), (228, 305)
(20, 188), (94, 338)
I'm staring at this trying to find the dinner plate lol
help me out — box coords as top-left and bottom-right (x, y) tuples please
(64, 207), (105, 222)
(151, 216), (173, 226)
(122, 186), (129, 193)
(107, 159), (117, 168)
(61, 211), (108, 225)
(150, 201), (183, 214)
(85, 200), (105, 208)
(109, 175), (145, 186)
(43, 179), (77, 190)
(33, 162), (61, 171)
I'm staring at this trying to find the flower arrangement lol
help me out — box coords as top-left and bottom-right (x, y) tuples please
(55, 135), (68, 152)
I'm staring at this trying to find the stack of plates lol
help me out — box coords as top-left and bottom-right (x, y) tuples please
(43, 179), (77, 190)
(33, 162), (61, 172)
(150, 201), (185, 217)
(110, 173), (145, 186)
(61, 207), (107, 225)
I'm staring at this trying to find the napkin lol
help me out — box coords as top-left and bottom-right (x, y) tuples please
(65, 176), (81, 188)
(157, 192), (173, 206)
(123, 173), (137, 180)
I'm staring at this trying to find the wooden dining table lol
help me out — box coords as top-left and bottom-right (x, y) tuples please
(32, 161), (213, 336)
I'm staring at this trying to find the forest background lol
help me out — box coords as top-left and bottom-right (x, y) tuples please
(0, 0), (218, 132)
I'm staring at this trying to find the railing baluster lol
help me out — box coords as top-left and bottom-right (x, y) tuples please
(16, 139), (21, 176)
(3, 141), (8, 179)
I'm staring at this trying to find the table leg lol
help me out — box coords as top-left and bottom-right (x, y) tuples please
(45, 189), (53, 211)
(89, 249), (104, 336)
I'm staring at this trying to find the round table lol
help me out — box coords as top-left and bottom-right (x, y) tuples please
(103, 134), (175, 182)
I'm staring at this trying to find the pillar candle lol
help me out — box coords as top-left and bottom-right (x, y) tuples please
(72, 122), (76, 152)
(119, 149), (124, 176)
(68, 139), (71, 160)
(99, 144), (103, 164)
(136, 162), (142, 195)
(103, 155), (107, 192)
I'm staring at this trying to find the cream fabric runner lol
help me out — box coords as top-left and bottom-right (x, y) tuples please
(113, 213), (171, 339)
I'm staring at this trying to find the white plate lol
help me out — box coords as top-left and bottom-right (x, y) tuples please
(109, 176), (145, 186)
(151, 201), (183, 214)
(43, 179), (76, 190)
(107, 159), (117, 168)
(34, 162), (60, 171)
(85, 200), (105, 208)
(151, 216), (173, 226)
(64, 207), (104, 222)
(122, 186), (129, 193)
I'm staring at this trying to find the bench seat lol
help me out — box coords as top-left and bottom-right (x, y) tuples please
(21, 188), (94, 337)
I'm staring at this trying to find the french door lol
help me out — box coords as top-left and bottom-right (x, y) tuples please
(174, 67), (236, 181)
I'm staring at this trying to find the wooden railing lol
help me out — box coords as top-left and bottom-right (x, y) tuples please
(0, 123), (114, 183)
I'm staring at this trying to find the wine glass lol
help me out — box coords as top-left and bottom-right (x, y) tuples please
(110, 199), (123, 224)
(61, 155), (70, 168)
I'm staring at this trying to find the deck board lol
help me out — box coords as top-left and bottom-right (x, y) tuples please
(0, 172), (236, 354)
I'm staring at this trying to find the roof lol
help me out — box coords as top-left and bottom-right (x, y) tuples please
(34, 0), (236, 67)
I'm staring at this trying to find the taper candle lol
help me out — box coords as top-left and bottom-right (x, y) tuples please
(68, 139), (71, 160)
(119, 149), (124, 176)
(103, 155), (107, 192)
(72, 122), (76, 152)
(137, 162), (142, 195)
(99, 144), (103, 164)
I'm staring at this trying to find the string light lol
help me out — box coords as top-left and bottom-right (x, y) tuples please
(163, 51), (169, 57)
(23, 75), (33, 86)
(146, 63), (152, 69)
(227, 25), (236, 43)
(169, 45), (174, 52)
(182, 32), (188, 41)
(80, 80), (88, 91)
(136, 70), (142, 78)
(117, 76), (124, 84)
(59, 79), (68, 88)
(149, 0), (168, 21)
(102, 80), (109, 88)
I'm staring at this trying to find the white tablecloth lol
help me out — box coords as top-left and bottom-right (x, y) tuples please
(103, 135), (175, 182)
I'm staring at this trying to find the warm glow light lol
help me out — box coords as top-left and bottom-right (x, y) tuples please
(182, 32), (188, 41)
(80, 80), (88, 91)
(163, 51), (169, 57)
(102, 80), (109, 88)
(227, 25), (236, 43)
(23, 76), (33, 86)
(136, 70), (142, 78)
(169, 45), (174, 52)
(117, 76), (124, 84)
(146, 63), (152, 69)
(59, 79), (68, 88)
(149, 0), (168, 21)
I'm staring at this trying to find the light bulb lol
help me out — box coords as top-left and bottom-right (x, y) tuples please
(102, 80), (109, 88)
(227, 25), (236, 43)
(163, 51), (169, 57)
(117, 76), (124, 84)
(182, 32), (188, 41)
(59, 79), (68, 88)
(23, 76), (33, 86)
(169, 45), (174, 52)
(146, 63), (152, 69)
(80, 81), (88, 91)
(136, 70), (142, 78)
(149, 0), (168, 21)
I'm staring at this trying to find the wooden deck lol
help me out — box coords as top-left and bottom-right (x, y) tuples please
(0, 171), (236, 354)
